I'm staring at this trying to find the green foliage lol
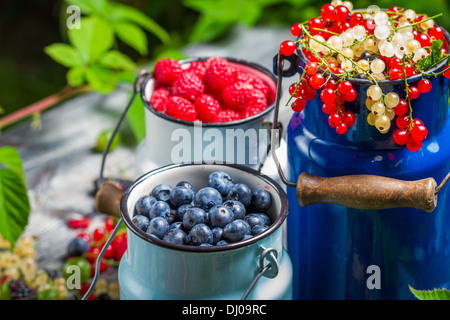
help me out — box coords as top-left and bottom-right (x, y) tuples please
(0, 146), (31, 247)
(409, 285), (450, 300)
(417, 39), (444, 71)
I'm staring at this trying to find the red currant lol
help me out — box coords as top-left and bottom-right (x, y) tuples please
(394, 99), (409, 116)
(86, 246), (100, 263)
(93, 228), (106, 242)
(335, 122), (348, 134)
(410, 124), (428, 141)
(364, 19), (376, 33)
(406, 136), (423, 152)
(349, 12), (364, 27)
(280, 40), (296, 56)
(291, 23), (303, 37)
(389, 6), (402, 13)
(415, 33), (431, 48)
(289, 83), (301, 97)
(301, 86), (316, 101)
(305, 62), (319, 75)
(344, 88), (357, 102)
(322, 102), (338, 114)
(324, 78), (338, 90)
(76, 232), (91, 243)
(338, 80), (353, 94)
(343, 111), (356, 127)
(417, 79), (432, 93)
(328, 113), (342, 128)
(309, 73), (325, 89)
(408, 86), (420, 99)
(404, 63), (414, 77)
(111, 233), (127, 261)
(428, 26), (444, 40)
(320, 88), (337, 104)
(388, 57), (402, 68)
(101, 243), (115, 260)
(334, 5), (350, 23)
(393, 129), (409, 145)
(444, 67), (450, 79)
(388, 67), (401, 80)
(396, 115), (410, 129)
(308, 18), (324, 34)
(321, 4), (336, 21)
(336, 21), (351, 33)
(291, 98), (306, 112)
(104, 218), (115, 232)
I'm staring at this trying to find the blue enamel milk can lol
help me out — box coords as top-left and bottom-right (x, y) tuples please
(273, 26), (450, 299)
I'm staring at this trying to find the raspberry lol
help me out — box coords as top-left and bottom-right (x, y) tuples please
(153, 58), (183, 87)
(233, 70), (270, 98)
(213, 109), (242, 123)
(166, 96), (197, 122)
(186, 61), (208, 79)
(244, 89), (268, 111)
(150, 87), (170, 112)
(205, 57), (229, 68)
(171, 71), (205, 101)
(194, 94), (221, 123)
(222, 82), (255, 112)
(203, 60), (235, 98)
(241, 104), (267, 118)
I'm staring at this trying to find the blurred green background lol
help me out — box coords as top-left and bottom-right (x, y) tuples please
(0, 0), (449, 121)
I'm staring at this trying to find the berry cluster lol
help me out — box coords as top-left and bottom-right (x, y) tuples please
(150, 57), (272, 123)
(280, 1), (450, 151)
(132, 171), (273, 247)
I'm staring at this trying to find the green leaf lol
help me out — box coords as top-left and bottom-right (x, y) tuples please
(0, 147), (30, 246)
(126, 95), (146, 143)
(44, 43), (84, 67)
(114, 23), (148, 56)
(409, 285), (450, 300)
(67, 66), (86, 87)
(68, 16), (114, 63)
(109, 3), (171, 45)
(417, 39), (443, 71)
(99, 50), (136, 71)
(85, 66), (117, 94)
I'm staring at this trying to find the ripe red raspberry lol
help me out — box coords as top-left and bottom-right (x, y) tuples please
(213, 109), (242, 123)
(233, 70), (270, 98)
(186, 61), (208, 79)
(244, 89), (268, 110)
(153, 58), (183, 87)
(205, 57), (229, 68)
(194, 94), (221, 123)
(203, 60), (235, 98)
(171, 71), (205, 101)
(222, 82), (255, 112)
(241, 104), (267, 119)
(165, 96), (197, 122)
(150, 87), (170, 112)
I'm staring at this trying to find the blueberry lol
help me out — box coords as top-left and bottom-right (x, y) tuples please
(194, 187), (222, 211)
(176, 204), (193, 221)
(151, 184), (173, 202)
(169, 221), (184, 231)
(244, 213), (271, 229)
(163, 228), (187, 245)
(216, 240), (229, 246)
(132, 214), (151, 232)
(209, 205), (234, 228)
(208, 171), (234, 196)
(211, 227), (224, 244)
(200, 243), (213, 246)
(223, 219), (251, 242)
(169, 186), (194, 207)
(176, 181), (195, 194)
(251, 225), (269, 236)
(67, 238), (89, 257)
(223, 200), (246, 220)
(147, 217), (169, 239)
(183, 207), (208, 231)
(227, 183), (252, 207)
(242, 234), (253, 241)
(189, 224), (213, 246)
(149, 200), (171, 220)
(135, 195), (156, 218)
(251, 189), (272, 212)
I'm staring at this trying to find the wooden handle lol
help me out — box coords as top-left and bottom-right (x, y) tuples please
(297, 173), (438, 213)
(95, 181), (125, 218)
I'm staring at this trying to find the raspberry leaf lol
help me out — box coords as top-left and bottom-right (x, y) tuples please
(409, 285), (450, 300)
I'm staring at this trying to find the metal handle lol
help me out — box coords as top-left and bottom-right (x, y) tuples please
(271, 51), (450, 212)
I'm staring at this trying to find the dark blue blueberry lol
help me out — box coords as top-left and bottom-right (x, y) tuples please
(135, 195), (156, 218)
(168, 207), (177, 224)
(194, 187), (222, 211)
(223, 219), (251, 242)
(176, 204), (193, 221)
(151, 184), (173, 202)
(149, 200), (171, 220)
(132, 214), (151, 232)
(189, 224), (213, 246)
(208, 171), (234, 196)
(211, 227), (224, 244)
(215, 240), (229, 246)
(251, 189), (272, 212)
(67, 237), (89, 257)
(169, 186), (194, 207)
(147, 217), (169, 239)
(209, 205), (234, 228)
(176, 181), (195, 194)
(169, 221), (184, 231)
(242, 234), (253, 241)
(227, 183), (252, 207)
(200, 243), (213, 246)
(183, 207), (208, 231)
(163, 228), (187, 245)
(251, 225), (269, 236)
(244, 213), (271, 229)
(223, 200), (246, 220)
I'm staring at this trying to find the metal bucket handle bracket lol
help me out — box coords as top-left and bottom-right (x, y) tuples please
(271, 51), (450, 213)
